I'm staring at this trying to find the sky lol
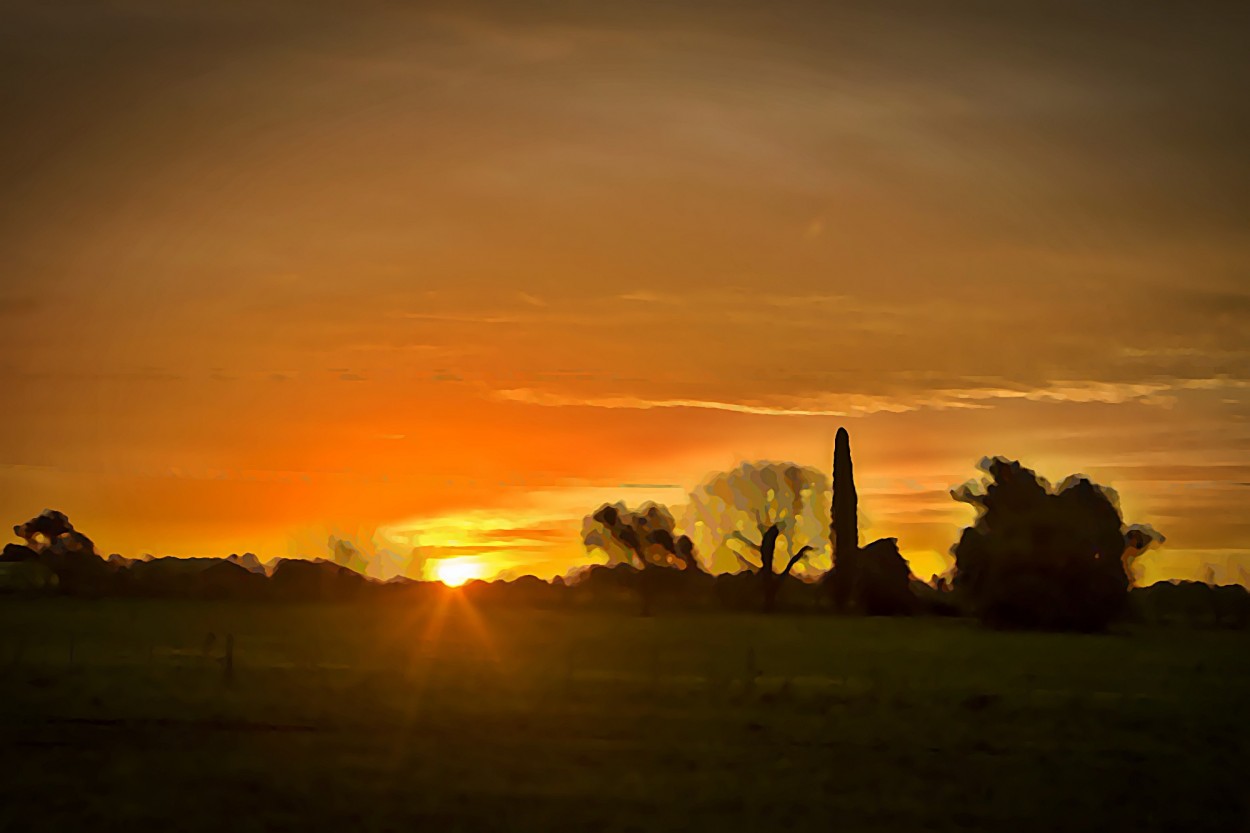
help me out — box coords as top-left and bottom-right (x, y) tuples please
(2, 1), (1248, 585)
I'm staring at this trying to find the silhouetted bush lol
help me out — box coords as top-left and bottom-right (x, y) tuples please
(1129, 581), (1250, 629)
(951, 458), (1162, 631)
(582, 503), (703, 615)
(1, 543), (39, 562)
(855, 539), (916, 615)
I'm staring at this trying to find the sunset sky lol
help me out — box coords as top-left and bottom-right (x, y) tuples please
(2, 1), (1247, 585)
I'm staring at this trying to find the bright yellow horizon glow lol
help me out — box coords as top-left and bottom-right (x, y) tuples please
(431, 557), (487, 587)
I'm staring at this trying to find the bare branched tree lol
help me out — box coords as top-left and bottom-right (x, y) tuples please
(684, 462), (829, 612)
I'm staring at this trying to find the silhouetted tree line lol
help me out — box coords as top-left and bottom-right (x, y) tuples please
(3, 429), (1242, 630)
(582, 429), (917, 617)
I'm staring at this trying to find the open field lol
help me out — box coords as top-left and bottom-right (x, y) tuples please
(0, 597), (1246, 832)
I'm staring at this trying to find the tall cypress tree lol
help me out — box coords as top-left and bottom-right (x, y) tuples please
(831, 426), (859, 612)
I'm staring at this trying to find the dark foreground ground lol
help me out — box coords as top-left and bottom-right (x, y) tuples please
(0, 597), (1246, 832)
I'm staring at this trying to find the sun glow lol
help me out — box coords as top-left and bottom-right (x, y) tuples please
(431, 557), (485, 587)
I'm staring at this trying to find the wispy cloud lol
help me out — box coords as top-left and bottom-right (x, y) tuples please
(496, 387), (931, 417)
(494, 378), (1235, 417)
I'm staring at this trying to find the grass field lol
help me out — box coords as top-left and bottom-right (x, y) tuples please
(0, 596), (1246, 832)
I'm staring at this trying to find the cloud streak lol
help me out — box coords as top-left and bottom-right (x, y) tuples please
(494, 378), (1236, 418)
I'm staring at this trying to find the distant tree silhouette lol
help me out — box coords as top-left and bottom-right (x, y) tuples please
(461, 574), (565, 609)
(1130, 580), (1250, 629)
(227, 552), (265, 574)
(14, 509), (95, 555)
(12, 509), (113, 595)
(951, 457), (1164, 631)
(122, 556), (266, 599)
(1, 542), (39, 562)
(582, 502), (700, 615)
(567, 563), (651, 611)
(825, 428), (915, 615)
(269, 558), (368, 601)
(684, 462), (828, 612)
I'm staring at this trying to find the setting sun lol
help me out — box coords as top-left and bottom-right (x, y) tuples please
(3, 2), (1247, 830)
(430, 557), (485, 587)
